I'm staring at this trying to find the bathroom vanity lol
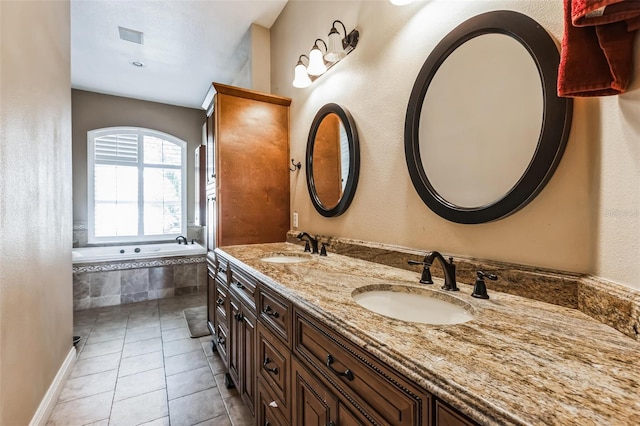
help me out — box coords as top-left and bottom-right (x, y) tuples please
(207, 243), (640, 425)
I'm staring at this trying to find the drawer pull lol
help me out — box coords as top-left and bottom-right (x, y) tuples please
(234, 312), (244, 322)
(217, 267), (226, 274)
(234, 280), (245, 289)
(217, 336), (225, 345)
(263, 356), (279, 374)
(326, 354), (354, 381)
(216, 298), (224, 306)
(263, 305), (280, 318)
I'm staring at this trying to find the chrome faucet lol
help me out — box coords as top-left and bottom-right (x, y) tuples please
(176, 235), (188, 245)
(408, 251), (458, 291)
(296, 232), (319, 254)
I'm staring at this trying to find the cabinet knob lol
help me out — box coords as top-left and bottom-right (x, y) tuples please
(234, 312), (244, 322)
(216, 298), (224, 306)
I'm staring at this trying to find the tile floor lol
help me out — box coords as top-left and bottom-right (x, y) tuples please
(47, 294), (253, 426)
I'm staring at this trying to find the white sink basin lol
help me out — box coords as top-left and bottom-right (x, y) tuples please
(352, 285), (475, 325)
(261, 253), (312, 264)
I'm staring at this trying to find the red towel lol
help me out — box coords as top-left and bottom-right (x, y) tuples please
(558, 0), (640, 97)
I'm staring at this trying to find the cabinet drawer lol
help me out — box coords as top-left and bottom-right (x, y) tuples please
(229, 267), (257, 309)
(294, 309), (430, 426)
(435, 401), (477, 426)
(215, 323), (229, 368)
(214, 280), (228, 323)
(258, 323), (291, 420)
(258, 381), (289, 426)
(214, 254), (229, 285)
(258, 285), (291, 345)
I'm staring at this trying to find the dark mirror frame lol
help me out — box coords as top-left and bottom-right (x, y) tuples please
(306, 103), (360, 217)
(404, 10), (573, 224)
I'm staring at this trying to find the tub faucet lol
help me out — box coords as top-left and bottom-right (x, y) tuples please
(296, 232), (319, 254)
(176, 235), (188, 245)
(408, 251), (458, 291)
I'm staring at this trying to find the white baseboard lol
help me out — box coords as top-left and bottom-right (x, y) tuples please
(29, 346), (77, 426)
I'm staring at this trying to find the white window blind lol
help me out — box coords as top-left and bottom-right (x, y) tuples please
(87, 127), (187, 244)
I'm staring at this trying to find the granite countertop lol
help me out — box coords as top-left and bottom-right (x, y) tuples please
(218, 243), (640, 426)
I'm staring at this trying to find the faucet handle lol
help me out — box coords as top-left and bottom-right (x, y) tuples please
(320, 243), (327, 256)
(472, 271), (498, 299)
(407, 260), (434, 284)
(478, 271), (498, 281)
(303, 241), (311, 252)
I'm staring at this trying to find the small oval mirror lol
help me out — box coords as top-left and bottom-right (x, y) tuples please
(306, 104), (360, 217)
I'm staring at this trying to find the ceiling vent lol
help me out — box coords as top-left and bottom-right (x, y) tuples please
(118, 26), (144, 44)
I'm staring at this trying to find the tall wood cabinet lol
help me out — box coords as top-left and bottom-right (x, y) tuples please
(204, 82), (291, 251)
(204, 84), (291, 412)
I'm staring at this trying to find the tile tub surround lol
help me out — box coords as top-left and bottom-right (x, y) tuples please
(286, 231), (640, 340)
(219, 242), (640, 426)
(73, 257), (207, 310)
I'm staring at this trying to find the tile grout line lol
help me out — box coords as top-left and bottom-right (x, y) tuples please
(105, 307), (130, 426)
(159, 300), (172, 426)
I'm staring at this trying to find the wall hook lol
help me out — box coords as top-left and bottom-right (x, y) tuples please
(290, 159), (302, 172)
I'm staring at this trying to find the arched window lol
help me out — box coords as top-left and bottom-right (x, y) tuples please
(87, 127), (186, 243)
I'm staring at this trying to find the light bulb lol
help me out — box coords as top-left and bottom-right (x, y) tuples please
(292, 61), (311, 88)
(325, 28), (346, 62)
(307, 46), (327, 76)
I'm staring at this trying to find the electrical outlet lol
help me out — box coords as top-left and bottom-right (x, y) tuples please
(293, 212), (299, 229)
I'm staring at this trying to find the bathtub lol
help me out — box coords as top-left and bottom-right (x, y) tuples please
(72, 242), (206, 264)
(72, 242), (208, 310)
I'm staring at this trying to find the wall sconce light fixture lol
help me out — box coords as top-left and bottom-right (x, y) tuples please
(293, 55), (312, 88)
(291, 20), (359, 88)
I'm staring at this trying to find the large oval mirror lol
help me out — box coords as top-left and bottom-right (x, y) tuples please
(306, 103), (360, 217)
(405, 10), (573, 224)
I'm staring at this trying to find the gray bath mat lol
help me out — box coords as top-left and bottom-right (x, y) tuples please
(183, 306), (211, 338)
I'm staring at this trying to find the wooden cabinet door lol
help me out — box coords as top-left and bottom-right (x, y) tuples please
(207, 266), (216, 334)
(435, 401), (477, 426)
(194, 144), (206, 226)
(205, 113), (216, 188)
(206, 192), (216, 253)
(215, 85), (290, 246)
(228, 295), (241, 387)
(241, 307), (257, 415)
(257, 381), (289, 426)
(292, 358), (338, 426)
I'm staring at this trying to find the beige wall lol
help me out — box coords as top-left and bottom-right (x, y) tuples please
(251, 23), (271, 93)
(230, 23), (271, 92)
(0, 1), (73, 424)
(71, 90), (205, 225)
(272, 1), (640, 290)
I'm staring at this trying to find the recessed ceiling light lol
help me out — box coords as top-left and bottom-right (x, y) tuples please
(118, 26), (144, 45)
(130, 61), (145, 68)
